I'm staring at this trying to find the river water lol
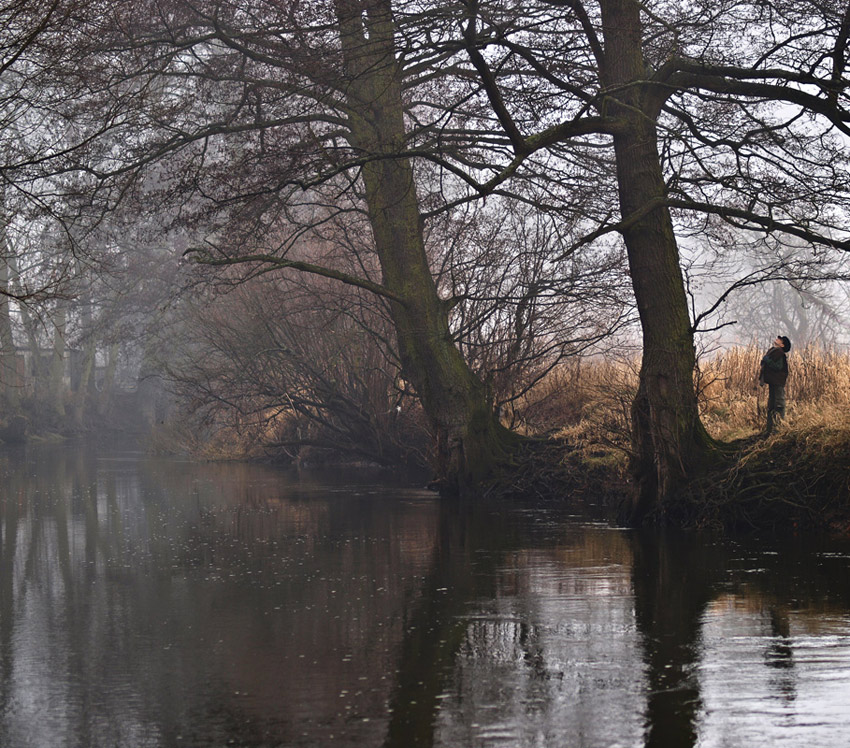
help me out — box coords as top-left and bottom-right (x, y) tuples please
(0, 441), (848, 748)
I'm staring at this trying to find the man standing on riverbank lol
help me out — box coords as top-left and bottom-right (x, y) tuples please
(759, 335), (791, 434)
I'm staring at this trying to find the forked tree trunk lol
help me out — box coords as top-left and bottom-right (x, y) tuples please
(334, 0), (519, 491)
(601, 0), (717, 522)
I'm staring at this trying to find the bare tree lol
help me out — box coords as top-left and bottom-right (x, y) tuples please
(440, 0), (850, 518)
(12, 0), (847, 519)
(682, 231), (850, 348)
(37, 0), (622, 490)
(0, 0), (133, 422)
(162, 269), (431, 466)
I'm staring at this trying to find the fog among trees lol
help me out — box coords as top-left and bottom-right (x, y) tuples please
(2, 0), (849, 518)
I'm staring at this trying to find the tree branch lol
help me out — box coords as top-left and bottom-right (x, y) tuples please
(184, 249), (404, 305)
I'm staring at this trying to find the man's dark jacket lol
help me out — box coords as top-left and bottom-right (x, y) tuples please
(760, 346), (788, 386)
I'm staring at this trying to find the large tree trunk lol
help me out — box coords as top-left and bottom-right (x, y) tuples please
(334, 0), (518, 492)
(601, 0), (717, 522)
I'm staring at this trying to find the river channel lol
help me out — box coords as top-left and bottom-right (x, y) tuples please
(0, 441), (848, 747)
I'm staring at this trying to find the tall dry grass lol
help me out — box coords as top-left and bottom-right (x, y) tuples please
(515, 345), (850, 449)
(698, 345), (850, 440)
(511, 356), (638, 464)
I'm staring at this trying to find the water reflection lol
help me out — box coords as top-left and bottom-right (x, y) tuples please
(630, 530), (726, 747)
(0, 442), (849, 747)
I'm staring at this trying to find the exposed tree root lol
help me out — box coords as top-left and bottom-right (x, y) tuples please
(481, 436), (631, 516)
(675, 419), (850, 532)
(477, 414), (850, 535)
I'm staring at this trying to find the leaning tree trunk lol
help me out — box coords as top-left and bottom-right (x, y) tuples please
(601, 0), (717, 522)
(334, 0), (519, 492)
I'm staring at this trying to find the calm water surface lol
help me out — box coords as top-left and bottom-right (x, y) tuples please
(0, 442), (849, 747)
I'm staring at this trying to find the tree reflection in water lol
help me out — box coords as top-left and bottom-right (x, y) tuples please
(630, 530), (725, 748)
(0, 442), (849, 747)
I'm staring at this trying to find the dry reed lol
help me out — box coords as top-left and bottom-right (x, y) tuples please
(697, 344), (850, 440)
(517, 344), (850, 444)
(515, 346), (850, 529)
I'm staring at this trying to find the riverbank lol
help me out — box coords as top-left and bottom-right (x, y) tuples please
(496, 411), (850, 534)
(684, 412), (850, 532)
(136, 344), (850, 532)
(511, 345), (850, 532)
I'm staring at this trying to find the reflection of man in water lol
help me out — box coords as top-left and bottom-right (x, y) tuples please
(766, 605), (797, 705)
(759, 335), (791, 434)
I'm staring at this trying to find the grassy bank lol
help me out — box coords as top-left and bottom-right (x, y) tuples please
(514, 345), (850, 531)
(686, 408), (850, 531)
(152, 344), (850, 532)
(698, 345), (850, 441)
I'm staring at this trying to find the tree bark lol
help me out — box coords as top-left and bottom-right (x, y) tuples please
(601, 0), (717, 522)
(334, 0), (518, 491)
